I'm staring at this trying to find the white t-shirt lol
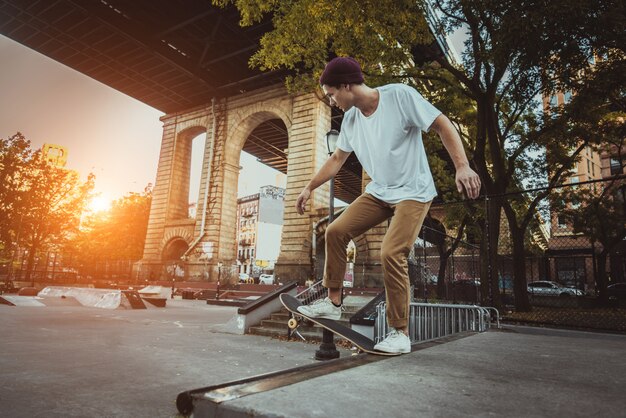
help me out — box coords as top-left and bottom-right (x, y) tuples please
(336, 83), (441, 203)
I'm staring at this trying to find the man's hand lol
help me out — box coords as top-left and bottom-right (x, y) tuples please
(455, 165), (481, 199)
(295, 188), (311, 215)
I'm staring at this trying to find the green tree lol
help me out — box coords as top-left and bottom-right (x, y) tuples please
(14, 148), (94, 282)
(71, 189), (152, 271)
(0, 132), (32, 255)
(217, 0), (624, 310)
(554, 114), (626, 303)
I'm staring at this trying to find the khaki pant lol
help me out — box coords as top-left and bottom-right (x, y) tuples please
(324, 193), (431, 329)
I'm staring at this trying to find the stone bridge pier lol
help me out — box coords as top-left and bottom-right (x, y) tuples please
(137, 85), (337, 283)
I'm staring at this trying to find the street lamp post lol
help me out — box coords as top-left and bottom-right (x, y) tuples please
(315, 129), (341, 361)
(216, 261), (223, 300)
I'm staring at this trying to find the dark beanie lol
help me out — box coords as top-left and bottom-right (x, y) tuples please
(319, 57), (364, 86)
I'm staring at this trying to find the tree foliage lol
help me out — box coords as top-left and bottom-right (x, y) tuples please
(219, 0), (625, 309)
(0, 132), (32, 252)
(553, 113), (626, 300)
(0, 133), (95, 280)
(214, 0), (432, 91)
(70, 189), (152, 265)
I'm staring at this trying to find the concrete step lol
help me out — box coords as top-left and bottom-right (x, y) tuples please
(260, 318), (352, 332)
(271, 311), (354, 323)
(271, 312), (290, 321)
(248, 326), (323, 342)
(248, 293), (377, 341)
(248, 326), (354, 343)
(250, 313), (358, 340)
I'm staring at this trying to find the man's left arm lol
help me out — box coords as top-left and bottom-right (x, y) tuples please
(429, 114), (481, 199)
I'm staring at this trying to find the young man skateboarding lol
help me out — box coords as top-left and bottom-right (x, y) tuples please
(295, 56), (481, 354)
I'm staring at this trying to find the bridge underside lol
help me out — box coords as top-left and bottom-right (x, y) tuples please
(0, 0), (285, 113)
(0, 0), (362, 203)
(0, 1), (442, 285)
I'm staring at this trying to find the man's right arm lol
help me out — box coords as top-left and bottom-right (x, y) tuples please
(295, 148), (351, 215)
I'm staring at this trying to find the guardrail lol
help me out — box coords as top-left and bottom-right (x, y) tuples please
(375, 302), (499, 344)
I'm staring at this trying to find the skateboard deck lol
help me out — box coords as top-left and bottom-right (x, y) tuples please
(280, 293), (401, 356)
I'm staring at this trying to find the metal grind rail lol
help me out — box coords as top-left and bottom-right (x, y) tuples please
(285, 280), (327, 341)
(375, 302), (499, 344)
(295, 280), (326, 304)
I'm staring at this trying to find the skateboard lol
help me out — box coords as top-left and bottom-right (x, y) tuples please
(279, 293), (401, 356)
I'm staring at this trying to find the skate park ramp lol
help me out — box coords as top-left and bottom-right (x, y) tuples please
(138, 286), (168, 307)
(138, 285), (170, 299)
(0, 295), (46, 307)
(37, 286), (146, 309)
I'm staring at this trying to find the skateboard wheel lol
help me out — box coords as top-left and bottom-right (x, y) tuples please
(287, 318), (298, 329)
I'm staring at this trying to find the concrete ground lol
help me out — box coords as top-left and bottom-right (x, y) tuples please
(1, 299), (625, 418)
(0, 299), (349, 417)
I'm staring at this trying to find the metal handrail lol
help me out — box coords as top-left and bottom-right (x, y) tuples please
(295, 280), (326, 304)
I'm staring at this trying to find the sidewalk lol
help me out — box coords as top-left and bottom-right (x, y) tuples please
(1, 300), (624, 417)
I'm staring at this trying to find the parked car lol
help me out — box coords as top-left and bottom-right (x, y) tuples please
(238, 273), (251, 283)
(0, 281), (17, 294)
(259, 274), (275, 285)
(607, 283), (626, 301)
(527, 281), (583, 297)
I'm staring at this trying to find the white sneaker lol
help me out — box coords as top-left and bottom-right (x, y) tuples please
(297, 297), (342, 320)
(374, 328), (411, 354)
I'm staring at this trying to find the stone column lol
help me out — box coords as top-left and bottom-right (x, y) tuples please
(274, 93), (331, 283)
(141, 116), (177, 262)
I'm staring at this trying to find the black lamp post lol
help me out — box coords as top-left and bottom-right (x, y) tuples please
(216, 261), (223, 300)
(326, 129), (340, 224)
(315, 129), (341, 361)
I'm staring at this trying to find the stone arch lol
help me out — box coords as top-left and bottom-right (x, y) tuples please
(178, 125), (206, 140)
(224, 105), (292, 170)
(161, 238), (189, 262)
(159, 227), (195, 260)
(168, 124), (208, 221)
(139, 86), (331, 283)
(214, 105), (292, 268)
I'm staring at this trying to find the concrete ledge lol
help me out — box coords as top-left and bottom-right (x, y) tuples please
(182, 328), (626, 417)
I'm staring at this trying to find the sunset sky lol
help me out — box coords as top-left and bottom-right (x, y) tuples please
(0, 35), (284, 208)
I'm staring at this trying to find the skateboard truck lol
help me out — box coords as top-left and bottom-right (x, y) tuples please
(280, 293), (400, 356)
(287, 313), (306, 341)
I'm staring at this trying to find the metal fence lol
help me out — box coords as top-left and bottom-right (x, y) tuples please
(3, 250), (136, 286)
(405, 176), (626, 332)
(375, 301), (496, 344)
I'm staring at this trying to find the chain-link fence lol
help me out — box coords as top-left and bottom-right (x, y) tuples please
(407, 176), (626, 332)
(2, 177), (623, 331)
(2, 249), (245, 289)
(4, 250), (136, 286)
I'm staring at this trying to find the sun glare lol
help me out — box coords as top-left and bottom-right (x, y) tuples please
(88, 196), (111, 213)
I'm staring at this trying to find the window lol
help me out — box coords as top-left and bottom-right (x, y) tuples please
(564, 91), (572, 103)
(557, 215), (568, 229)
(610, 157), (623, 175)
(549, 95), (558, 107)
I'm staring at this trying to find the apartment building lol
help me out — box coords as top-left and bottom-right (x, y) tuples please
(236, 185), (285, 276)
